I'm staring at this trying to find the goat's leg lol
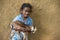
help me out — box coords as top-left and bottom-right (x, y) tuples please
(21, 32), (28, 40)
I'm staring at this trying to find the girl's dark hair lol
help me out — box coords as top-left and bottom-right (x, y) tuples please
(20, 3), (32, 12)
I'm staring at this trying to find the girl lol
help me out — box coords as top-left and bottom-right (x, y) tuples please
(10, 3), (36, 40)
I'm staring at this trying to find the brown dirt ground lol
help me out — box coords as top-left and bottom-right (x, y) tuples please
(0, 0), (60, 40)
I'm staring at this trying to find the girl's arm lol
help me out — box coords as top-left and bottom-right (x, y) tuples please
(10, 20), (31, 32)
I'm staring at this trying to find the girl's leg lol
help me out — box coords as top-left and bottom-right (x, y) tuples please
(12, 37), (17, 40)
(12, 33), (21, 40)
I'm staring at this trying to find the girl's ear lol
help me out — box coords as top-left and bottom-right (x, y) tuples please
(20, 10), (23, 13)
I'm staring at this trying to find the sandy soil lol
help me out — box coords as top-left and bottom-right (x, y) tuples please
(0, 0), (60, 40)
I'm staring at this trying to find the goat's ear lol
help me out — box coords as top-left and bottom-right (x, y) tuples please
(9, 22), (14, 29)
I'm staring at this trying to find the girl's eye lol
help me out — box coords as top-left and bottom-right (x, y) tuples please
(25, 10), (31, 13)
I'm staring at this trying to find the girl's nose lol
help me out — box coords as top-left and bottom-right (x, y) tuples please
(26, 12), (29, 15)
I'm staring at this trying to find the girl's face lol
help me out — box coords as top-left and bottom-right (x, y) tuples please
(22, 7), (31, 18)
